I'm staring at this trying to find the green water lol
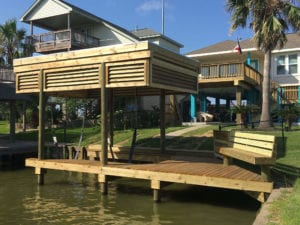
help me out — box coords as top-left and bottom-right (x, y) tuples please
(0, 169), (260, 225)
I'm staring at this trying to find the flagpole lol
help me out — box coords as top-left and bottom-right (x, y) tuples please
(162, 0), (165, 34)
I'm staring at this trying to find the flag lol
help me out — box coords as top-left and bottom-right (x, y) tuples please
(233, 40), (242, 54)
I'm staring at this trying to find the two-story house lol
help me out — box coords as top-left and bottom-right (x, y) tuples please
(186, 33), (300, 123)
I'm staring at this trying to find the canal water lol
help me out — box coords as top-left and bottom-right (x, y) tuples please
(0, 168), (260, 225)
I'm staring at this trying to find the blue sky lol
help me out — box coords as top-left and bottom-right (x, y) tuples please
(0, 0), (254, 53)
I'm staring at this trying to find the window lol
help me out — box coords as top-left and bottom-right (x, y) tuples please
(276, 54), (298, 75)
(289, 54), (298, 74)
(277, 55), (286, 75)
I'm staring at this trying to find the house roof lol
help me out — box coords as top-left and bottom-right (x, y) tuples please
(131, 28), (184, 48)
(186, 33), (300, 57)
(20, 0), (139, 43)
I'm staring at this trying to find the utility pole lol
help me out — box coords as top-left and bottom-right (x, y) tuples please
(162, 0), (165, 34)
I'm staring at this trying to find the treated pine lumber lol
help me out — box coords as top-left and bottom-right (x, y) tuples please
(152, 58), (199, 77)
(26, 158), (101, 174)
(231, 143), (274, 157)
(234, 132), (275, 142)
(217, 147), (275, 165)
(149, 43), (199, 69)
(100, 166), (273, 193)
(231, 137), (275, 150)
(14, 50), (151, 73)
(14, 42), (151, 67)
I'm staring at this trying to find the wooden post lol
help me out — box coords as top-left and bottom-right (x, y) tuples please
(236, 86), (242, 125)
(38, 69), (45, 185)
(151, 180), (161, 202)
(223, 156), (233, 166)
(109, 89), (114, 147)
(9, 100), (16, 142)
(22, 101), (26, 132)
(160, 90), (166, 153)
(108, 89), (115, 160)
(100, 63), (108, 166)
(261, 165), (271, 182)
(98, 174), (108, 195)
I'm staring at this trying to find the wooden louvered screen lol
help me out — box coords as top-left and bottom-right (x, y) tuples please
(44, 65), (100, 92)
(152, 64), (197, 92)
(16, 71), (40, 93)
(106, 60), (148, 88)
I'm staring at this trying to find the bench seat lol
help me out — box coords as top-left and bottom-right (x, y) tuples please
(218, 147), (276, 165)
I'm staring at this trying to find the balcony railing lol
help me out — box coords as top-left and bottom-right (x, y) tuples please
(199, 63), (262, 86)
(279, 86), (299, 104)
(27, 29), (100, 53)
(0, 67), (14, 82)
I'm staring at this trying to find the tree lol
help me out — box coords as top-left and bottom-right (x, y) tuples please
(0, 18), (26, 66)
(227, 0), (300, 128)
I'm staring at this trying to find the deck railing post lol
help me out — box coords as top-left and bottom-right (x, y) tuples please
(38, 69), (45, 185)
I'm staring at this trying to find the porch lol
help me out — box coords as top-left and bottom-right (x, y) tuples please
(26, 29), (100, 54)
(199, 63), (262, 89)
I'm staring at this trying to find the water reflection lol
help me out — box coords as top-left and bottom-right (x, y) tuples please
(0, 169), (259, 225)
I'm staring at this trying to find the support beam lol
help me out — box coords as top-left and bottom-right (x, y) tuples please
(100, 63), (108, 166)
(215, 97), (220, 114)
(199, 93), (207, 112)
(261, 165), (271, 182)
(9, 100), (16, 142)
(190, 94), (196, 122)
(160, 90), (166, 153)
(236, 86), (242, 125)
(38, 69), (45, 185)
(151, 180), (161, 202)
(98, 174), (108, 195)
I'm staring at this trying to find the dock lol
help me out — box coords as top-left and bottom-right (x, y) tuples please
(26, 158), (273, 202)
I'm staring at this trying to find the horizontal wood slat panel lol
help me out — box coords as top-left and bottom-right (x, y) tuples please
(106, 60), (147, 87)
(152, 64), (198, 93)
(44, 67), (99, 91)
(234, 132), (275, 142)
(16, 72), (39, 93)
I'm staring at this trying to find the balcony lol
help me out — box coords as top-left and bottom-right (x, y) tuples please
(279, 86), (299, 104)
(27, 29), (100, 54)
(0, 67), (14, 82)
(199, 63), (262, 88)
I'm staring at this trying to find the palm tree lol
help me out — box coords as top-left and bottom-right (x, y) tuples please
(227, 0), (300, 128)
(0, 18), (26, 66)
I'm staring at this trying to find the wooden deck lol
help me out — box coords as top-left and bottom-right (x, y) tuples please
(26, 158), (273, 202)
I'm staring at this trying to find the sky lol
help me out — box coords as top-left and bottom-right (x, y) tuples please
(0, 0), (254, 54)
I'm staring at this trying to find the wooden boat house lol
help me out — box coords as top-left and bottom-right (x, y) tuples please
(17, 0), (275, 203)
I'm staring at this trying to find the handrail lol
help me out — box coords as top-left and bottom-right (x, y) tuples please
(199, 63), (262, 86)
(28, 29), (100, 52)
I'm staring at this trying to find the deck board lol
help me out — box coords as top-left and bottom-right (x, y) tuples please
(26, 158), (273, 194)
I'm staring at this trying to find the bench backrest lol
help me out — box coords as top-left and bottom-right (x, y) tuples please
(214, 130), (276, 158)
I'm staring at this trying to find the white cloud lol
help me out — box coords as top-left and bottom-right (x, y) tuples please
(136, 0), (162, 13)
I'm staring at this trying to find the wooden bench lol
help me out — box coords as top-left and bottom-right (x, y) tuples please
(213, 130), (276, 181)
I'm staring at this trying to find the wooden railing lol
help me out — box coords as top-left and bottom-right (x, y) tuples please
(0, 67), (14, 82)
(280, 86), (298, 104)
(28, 29), (100, 53)
(199, 63), (262, 86)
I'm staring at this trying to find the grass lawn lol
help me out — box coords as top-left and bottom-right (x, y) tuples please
(0, 120), (9, 134)
(268, 178), (300, 225)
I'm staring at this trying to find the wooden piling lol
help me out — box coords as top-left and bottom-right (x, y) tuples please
(38, 69), (45, 185)
(160, 90), (166, 153)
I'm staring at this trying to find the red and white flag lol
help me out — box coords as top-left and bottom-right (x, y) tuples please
(233, 40), (242, 54)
